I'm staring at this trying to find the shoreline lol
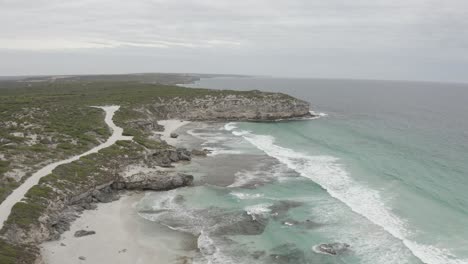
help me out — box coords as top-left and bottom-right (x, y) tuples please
(156, 120), (191, 145)
(0, 79), (314, 264)
(40, 119), (193, 264)
(41, 192), (197, 264)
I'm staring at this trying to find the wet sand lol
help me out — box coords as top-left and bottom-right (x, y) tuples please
(40, 119), (195, 264)
(41, 193), (197, 264)
(156, 120), (191, 145)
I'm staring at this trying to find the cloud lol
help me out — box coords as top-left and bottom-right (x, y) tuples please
(1, 0), (468, 81)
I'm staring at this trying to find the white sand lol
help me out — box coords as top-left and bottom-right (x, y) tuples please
(39, 118), (194, 263)
(156, 120), (190, 145)
(0, 105), (132, 229)
(41, 193), (195, 264)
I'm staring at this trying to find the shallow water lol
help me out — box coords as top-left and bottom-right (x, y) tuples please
(138, 78), (468, 264)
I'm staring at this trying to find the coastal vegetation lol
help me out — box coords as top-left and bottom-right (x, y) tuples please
(0, 78), (285, 202)
(0, 74), (310, 264)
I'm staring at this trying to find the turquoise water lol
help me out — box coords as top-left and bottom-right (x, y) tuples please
(141, 78), (468, 263)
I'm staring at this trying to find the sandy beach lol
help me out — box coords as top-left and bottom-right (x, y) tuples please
(156, 120), (191, 145)
(41, 119), (193, 264)
(41, 193), (196, 264)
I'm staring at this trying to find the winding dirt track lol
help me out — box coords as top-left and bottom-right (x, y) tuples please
(0, 105), (132, 229)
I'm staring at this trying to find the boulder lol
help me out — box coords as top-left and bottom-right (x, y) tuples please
(170, 133), (179, 138)
(313, 242), (350, 255)
(91, 186), (118, 203)
(191, 149), (211, 156)
(152, 148), (192, 167)
(177, 148), (191, 161)
(168, 151), (179, 162)
(74, 230), (96, 237)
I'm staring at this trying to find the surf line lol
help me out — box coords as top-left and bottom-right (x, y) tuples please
(228, 125), (468, 264)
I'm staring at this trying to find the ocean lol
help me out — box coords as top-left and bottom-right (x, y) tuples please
(138, 77), (468, 264)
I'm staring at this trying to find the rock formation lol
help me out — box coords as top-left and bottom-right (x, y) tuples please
(313, 242), (350, 255)
(74, 230), (96, 237)
(147, 92), (312, 121)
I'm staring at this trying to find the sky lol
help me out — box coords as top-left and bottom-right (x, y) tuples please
(1, 0), (468, 82)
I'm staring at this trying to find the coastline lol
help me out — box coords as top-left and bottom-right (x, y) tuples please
(41, 192), (197, 264)
(0, 83), (313, 264)
(40, 119), (194, 264)
(156, 120), (191, 145)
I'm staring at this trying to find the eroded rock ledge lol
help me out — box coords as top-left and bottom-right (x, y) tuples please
(0, 89), (314, 264)
(2, 171), (194, 246)
(145, 91), (313, 121)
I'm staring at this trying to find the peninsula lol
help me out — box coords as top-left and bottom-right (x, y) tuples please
(0, 73), (312, 264)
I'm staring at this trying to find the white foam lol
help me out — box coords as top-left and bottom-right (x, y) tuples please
(203, 147), (243, 156)
(224, 122), (237, 131)
(232, 130), (250, 136)
(244, 203), (272, 220)
(194, 232), (238, 264)
(227, 170), (261, 188)
(231, 129), (468, 264)
(228, 164), (293, 188)
(187, 127), (245, 156)
(230, 192), (264, 200)
(187, 130), (227, 145)
(310, 111), (328, 117)
(311, 244), (335, 256)
(308, 111), (328, 120)
(198, 231), (218, 256)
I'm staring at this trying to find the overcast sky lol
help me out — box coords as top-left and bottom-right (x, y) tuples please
(1, 0), (468, 82)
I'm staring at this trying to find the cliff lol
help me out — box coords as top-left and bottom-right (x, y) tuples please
(0, 80), (313, 264)
(147, 91), (312, 121)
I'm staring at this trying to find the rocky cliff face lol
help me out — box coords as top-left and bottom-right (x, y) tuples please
(1, 171), (193, 246)
(0, 89), (313, 264)
(147, 91), (312, 120)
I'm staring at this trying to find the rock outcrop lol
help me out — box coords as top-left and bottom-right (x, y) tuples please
(1, 171), (194, 246)
(148, 92), (312, 121)
(191, 149), (211, 156)
(313, 242), (350, 255)
(112, 173), (193, 191)
(74, 230), (96, 237)
(152, 148), (192, 167)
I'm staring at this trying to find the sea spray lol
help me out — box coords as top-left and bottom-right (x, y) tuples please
(229, 128), (468, 264)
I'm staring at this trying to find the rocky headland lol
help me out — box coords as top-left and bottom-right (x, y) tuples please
(147, 91), (312, 121)
(0, 78), (312, 264)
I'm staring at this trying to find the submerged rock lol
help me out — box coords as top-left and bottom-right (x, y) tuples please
(212, 211), (268, 236)
(269, 200), (303, 219)
(74, 230), (96, 237)
(269, 243), (307, 264)
(170, 132), (179, 138)
(177, 148), (192, 161)
(191, 149), (211, 156)
(281, 219), (320, 229)
(313, 242), (350, 255)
